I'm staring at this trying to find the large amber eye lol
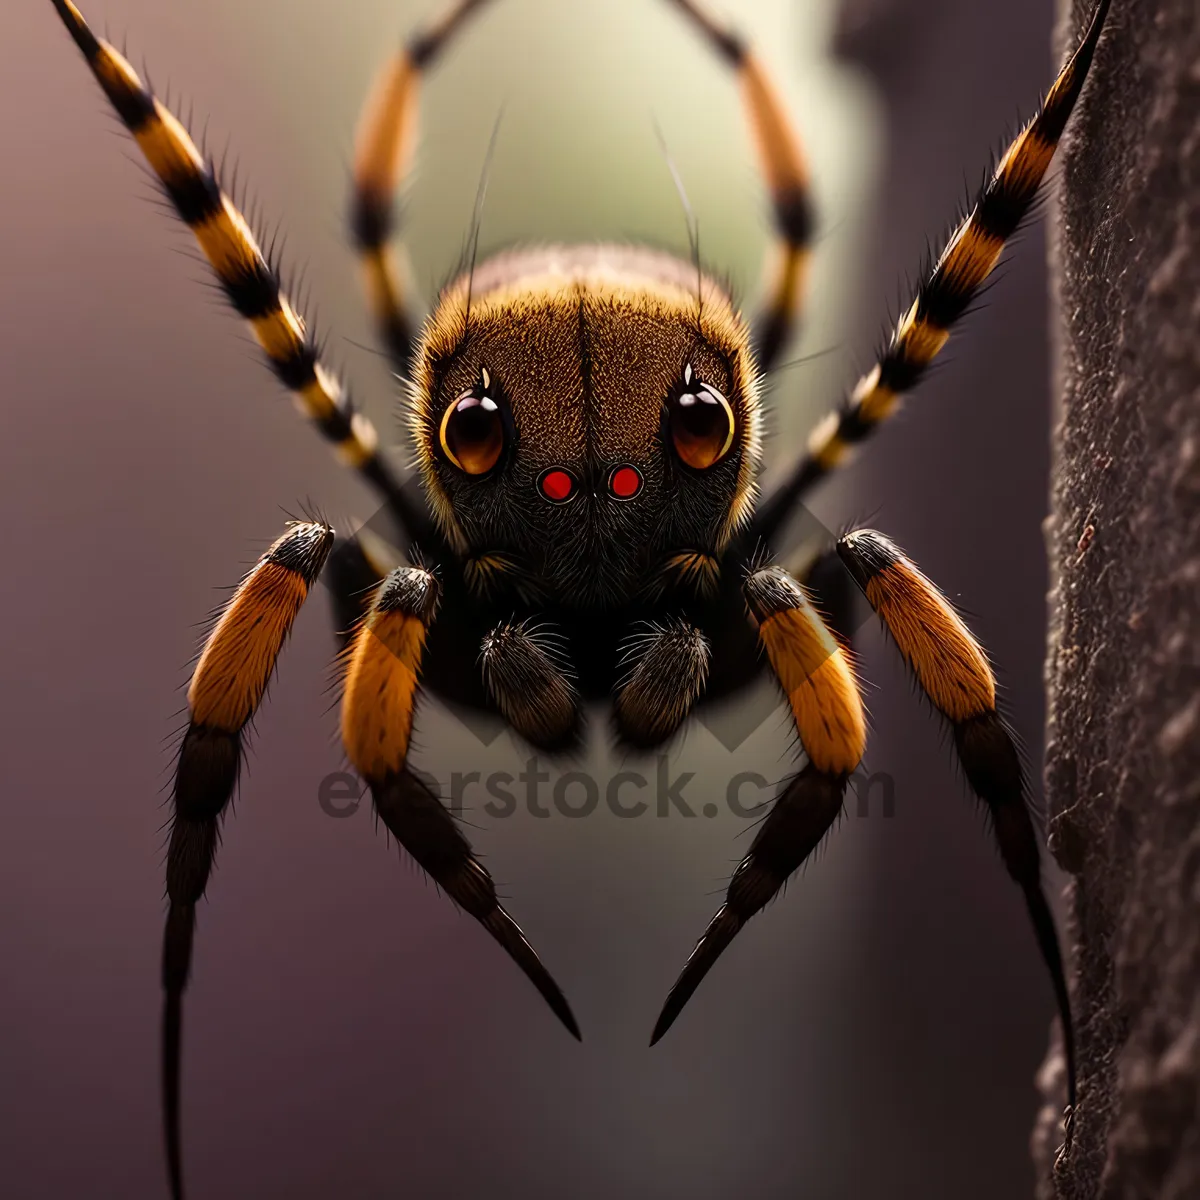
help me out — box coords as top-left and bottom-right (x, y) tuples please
(666, 368), (735, 470)
(438, 371), (506, 475)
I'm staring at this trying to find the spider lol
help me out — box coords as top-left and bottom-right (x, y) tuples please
(48, 0), (1111, 1194)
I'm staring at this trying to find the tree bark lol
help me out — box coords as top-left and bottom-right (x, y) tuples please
(1036, 2), (1200, 1196)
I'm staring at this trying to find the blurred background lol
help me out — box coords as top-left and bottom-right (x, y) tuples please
(2, 0), (1066, 1195)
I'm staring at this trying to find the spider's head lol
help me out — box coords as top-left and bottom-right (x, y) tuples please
(409, 246), (762, 608)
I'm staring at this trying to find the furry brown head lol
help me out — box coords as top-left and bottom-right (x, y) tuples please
(409, 244), (761, 607)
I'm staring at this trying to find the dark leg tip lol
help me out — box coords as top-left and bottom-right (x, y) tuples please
(650, 905), (742, 1047)
(482, 908), (581, 1041)
(162, 985), (185, 1200)
(835, 527), (900, 591)
(648, 1010), (675, 1048)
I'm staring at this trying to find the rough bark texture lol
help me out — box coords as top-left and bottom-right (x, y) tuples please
(1035, 1), (1200, 1196)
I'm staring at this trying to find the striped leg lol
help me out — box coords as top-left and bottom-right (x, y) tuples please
(48, 0), (433, 546)
(753, 0), (1112, 545)
(163, 522), (334, 1200)
(341, 567), (580, 1038)
(665, 0), (813, 371)
(836, 529), (1076, 1127)
(351, 0), (497, 375)
(651, 565), (865, 1043)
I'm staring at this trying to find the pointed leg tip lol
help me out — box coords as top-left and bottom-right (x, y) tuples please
(162, 989), (186, 1200)
(649, 904), (743, 1048)
(548, 993), (583, 1042)
(533, 976), (582, 1043)
(481, 905), (581, 1042)
(649, 989), (689, 1046)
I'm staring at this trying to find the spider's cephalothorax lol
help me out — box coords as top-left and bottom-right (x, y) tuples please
(47, 0), (1112, 1194)
(411, 247), (761, 611)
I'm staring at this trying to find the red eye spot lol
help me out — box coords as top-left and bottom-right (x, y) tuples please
(609, 465), (643, 500)
(538, 468), (576, 504)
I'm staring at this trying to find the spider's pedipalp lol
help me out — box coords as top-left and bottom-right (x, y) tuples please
(480, 620), (581, 752)
(163, 520), (333, 1200)
(665, 0), (814, 371)
(351, 0), (498, 375)
(341, 566), (579, 1039)
(837, 528), (1077, 1125)
(613, 618), (711, 750)
(47, 0), (433, 546)
(652, 565), (864, 1042)
(755, 0), (1112, 544)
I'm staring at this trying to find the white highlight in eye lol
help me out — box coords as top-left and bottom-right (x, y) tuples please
(667, 376), (736, 469)
(438, 392), (501, 472)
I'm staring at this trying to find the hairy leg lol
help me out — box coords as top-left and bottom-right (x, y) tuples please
(351, 0), (497, 374)
(164, 521), (333, 1199)
(664, 0), (814, 370)
(753, 0), (1112, 545)
(652, 563), (865, 1042)
(340, 564), (580, 1038)
(48, 0), (435, 545)
(837, 527), (1076, 1124)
